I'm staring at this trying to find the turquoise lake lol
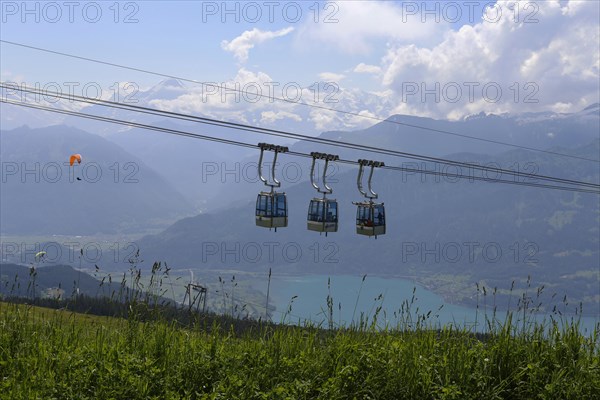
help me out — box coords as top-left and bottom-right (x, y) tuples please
(264, 274), (599, 335)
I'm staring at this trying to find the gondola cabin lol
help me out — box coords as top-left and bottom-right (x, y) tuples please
(307, 198), (338, 234)
(256, 191), (288, 230)
(355, 202), (385, 238)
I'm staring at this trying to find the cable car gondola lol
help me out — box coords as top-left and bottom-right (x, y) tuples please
(355, 201), (385, 237)
(256, 191), (288, 229)
(307, 152), (339, 236)
(255, 143), (289, 231)
(353, 159), (386, 238)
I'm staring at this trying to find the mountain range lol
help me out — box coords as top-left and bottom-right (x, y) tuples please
(131, 139), (600, 315)
(1, 81), (598, 314)
(0, 125), (194, 235)
(3, 80), (598, 211)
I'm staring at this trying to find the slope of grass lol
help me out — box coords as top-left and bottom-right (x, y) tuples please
(1, 301), (598, 399)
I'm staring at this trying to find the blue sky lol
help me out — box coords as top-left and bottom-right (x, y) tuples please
(1, 1), (598, 130)
(1, 1), (492, 85)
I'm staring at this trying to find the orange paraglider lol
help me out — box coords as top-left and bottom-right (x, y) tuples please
(69, 154), (82, 166)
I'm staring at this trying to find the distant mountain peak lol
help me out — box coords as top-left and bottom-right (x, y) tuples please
(153, 79), (185, 90)
(463, 111), (506, 121)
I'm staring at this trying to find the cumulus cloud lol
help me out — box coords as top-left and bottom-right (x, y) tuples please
(140, 0), (600, 134)
(318, 72), (345, 82)
(148, 68), (279, 119)
(1, 70), (26, 82)
(353, 63), (382, 74)
(261, 111), (302, 124)
(309, 109), (338, 132)
(294, 1), (446, 54)
(147, 67), (395, 133)
(306, 87), (395, 131)
(153, 1), (598, 131)
(292, 0), (598, 121)
(379, 0), (600, 119)
(221, 27), (294, 63)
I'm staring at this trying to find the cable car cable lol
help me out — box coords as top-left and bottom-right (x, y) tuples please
(3, 83), (598, 190)
(3, 97), (598, 195)
(2, 39), (598, 163)
(4, 83), (597, 189)
(2, 98), (599, 195)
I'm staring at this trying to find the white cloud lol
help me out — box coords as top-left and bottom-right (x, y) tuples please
(261, 111), (302, 124)
(148, 66), (396, 133)
(353, 63), (382, 74)
(305, 87), (395, 131)
(148, 69), (278, 119)
(379, 0), (600, 119)
(221, 27), (294, 63)
(1, 70), (26, 82)
(309, 109), (337, 132)
(318, 72), (345, 82)
(155, 1), (598, 130)
(550, 102), (573, 113)
(294, 1), (446, 54)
